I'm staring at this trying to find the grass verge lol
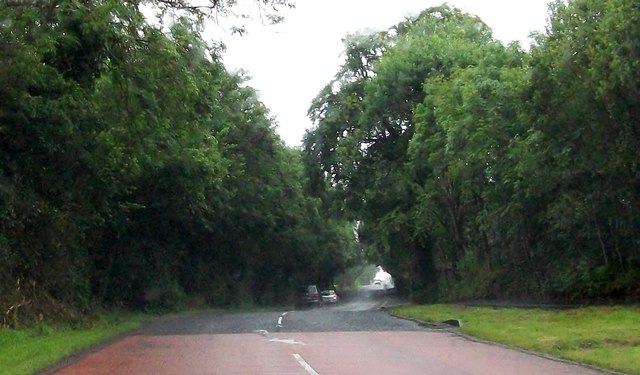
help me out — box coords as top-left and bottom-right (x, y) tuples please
(391, 304), (640, 375)
(0, 312), (147, 375)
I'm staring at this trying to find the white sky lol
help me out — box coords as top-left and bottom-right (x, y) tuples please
(208, 1), (552, 147)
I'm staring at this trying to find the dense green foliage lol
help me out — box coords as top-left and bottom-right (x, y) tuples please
(1, 0), (357, 326)
(304, 1), (640, 302)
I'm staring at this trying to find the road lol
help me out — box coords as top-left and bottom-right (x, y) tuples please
(46, 295), (612, 375)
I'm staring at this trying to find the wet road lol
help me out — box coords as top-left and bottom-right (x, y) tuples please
(48, 296), (612, 375)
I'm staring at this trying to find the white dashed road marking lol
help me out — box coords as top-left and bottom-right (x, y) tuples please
(269, 338), (306, 345)
(277, 311), (289, 327)
(293, 353), (320, 375)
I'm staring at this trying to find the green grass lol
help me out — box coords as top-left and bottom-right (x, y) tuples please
(0, 313), (147, 375)
(391, 304), (640, 374)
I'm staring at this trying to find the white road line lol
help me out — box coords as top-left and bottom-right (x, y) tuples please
(293, 353), (320, 375)
(277, 311), (289, 327)
(269, 338), (305, 345)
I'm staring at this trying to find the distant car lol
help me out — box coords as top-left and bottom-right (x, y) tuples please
(295, 285), (322, 308)
(371, 265), (395, 290)
(321, 289), (339, 303)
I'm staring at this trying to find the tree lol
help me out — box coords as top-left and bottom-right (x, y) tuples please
(2, 0), (357, 324)
(305, 1), (640, 302)
(524, 0), (640, 298)
(305, 5), (505, 300)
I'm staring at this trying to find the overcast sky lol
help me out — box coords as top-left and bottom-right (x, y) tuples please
(209, 1), (552, 147)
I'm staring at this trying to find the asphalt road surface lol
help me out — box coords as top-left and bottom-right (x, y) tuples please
(46, 295), (613, 375)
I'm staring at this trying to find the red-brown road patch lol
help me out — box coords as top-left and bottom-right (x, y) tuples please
(55, 331), (609, 375)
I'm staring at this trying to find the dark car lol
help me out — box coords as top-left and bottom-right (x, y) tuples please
(295, 285), (322, 308)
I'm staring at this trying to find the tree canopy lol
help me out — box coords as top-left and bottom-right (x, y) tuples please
(1, 0), (358, 326)
(304, 1), (640, 302)
(3, 0), (638, 326)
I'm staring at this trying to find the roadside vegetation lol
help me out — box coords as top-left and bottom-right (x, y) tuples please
(1, 0), (358, 328)
(0, 312), (147, 375)
(392, 304), (640, 375)
(2, 0), (639, 369)
(304, 0), (640, 303)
